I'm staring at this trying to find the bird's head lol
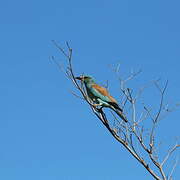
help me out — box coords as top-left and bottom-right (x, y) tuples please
(75, 75), (95, 84)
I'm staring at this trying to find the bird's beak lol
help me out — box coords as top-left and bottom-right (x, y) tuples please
(75, 76), (84, 80)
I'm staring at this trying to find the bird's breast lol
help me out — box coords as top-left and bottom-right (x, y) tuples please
(85, 84), (98, 102)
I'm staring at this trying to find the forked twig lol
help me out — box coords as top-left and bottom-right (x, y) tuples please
(52, 42), (179, 180)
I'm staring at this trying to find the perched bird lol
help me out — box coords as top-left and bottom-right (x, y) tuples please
(75, 75), (127, 122)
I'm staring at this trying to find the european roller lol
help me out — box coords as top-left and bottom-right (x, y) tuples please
(75, 75), (128, 122)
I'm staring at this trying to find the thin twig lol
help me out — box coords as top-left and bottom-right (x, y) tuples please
(53, 41), (179, 180)
(161, 144), (180, 166)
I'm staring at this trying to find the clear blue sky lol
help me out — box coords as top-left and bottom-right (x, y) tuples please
(0, 0), (180, 179)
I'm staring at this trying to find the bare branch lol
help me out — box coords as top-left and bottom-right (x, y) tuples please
(124, 69), (142, 83)
(161, 144), (180, 166)
(70, 91), (85, 100)
(53, 42), (179, 180)
(52, 40), (69, 58)
(168, 157), (179, 180)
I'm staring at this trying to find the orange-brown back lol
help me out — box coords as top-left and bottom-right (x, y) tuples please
(92, 84), (117, 103)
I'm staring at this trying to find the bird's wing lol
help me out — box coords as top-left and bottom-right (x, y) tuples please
(91, 84), (123, 112)
(91, 84), (117, 103)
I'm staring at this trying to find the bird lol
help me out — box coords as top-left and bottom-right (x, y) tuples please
(75, 75), (127, 122)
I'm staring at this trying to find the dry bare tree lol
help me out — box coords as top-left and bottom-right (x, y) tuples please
(52, 41), (180, 180)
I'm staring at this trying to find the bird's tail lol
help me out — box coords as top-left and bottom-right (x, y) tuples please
(113, 109), (128, 123)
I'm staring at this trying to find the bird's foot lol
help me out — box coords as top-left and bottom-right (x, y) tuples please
(92, 103), (102, 108)
(92, 104), (103, 113)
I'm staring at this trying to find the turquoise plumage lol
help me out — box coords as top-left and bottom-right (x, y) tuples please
(76, 75), (127, 122)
